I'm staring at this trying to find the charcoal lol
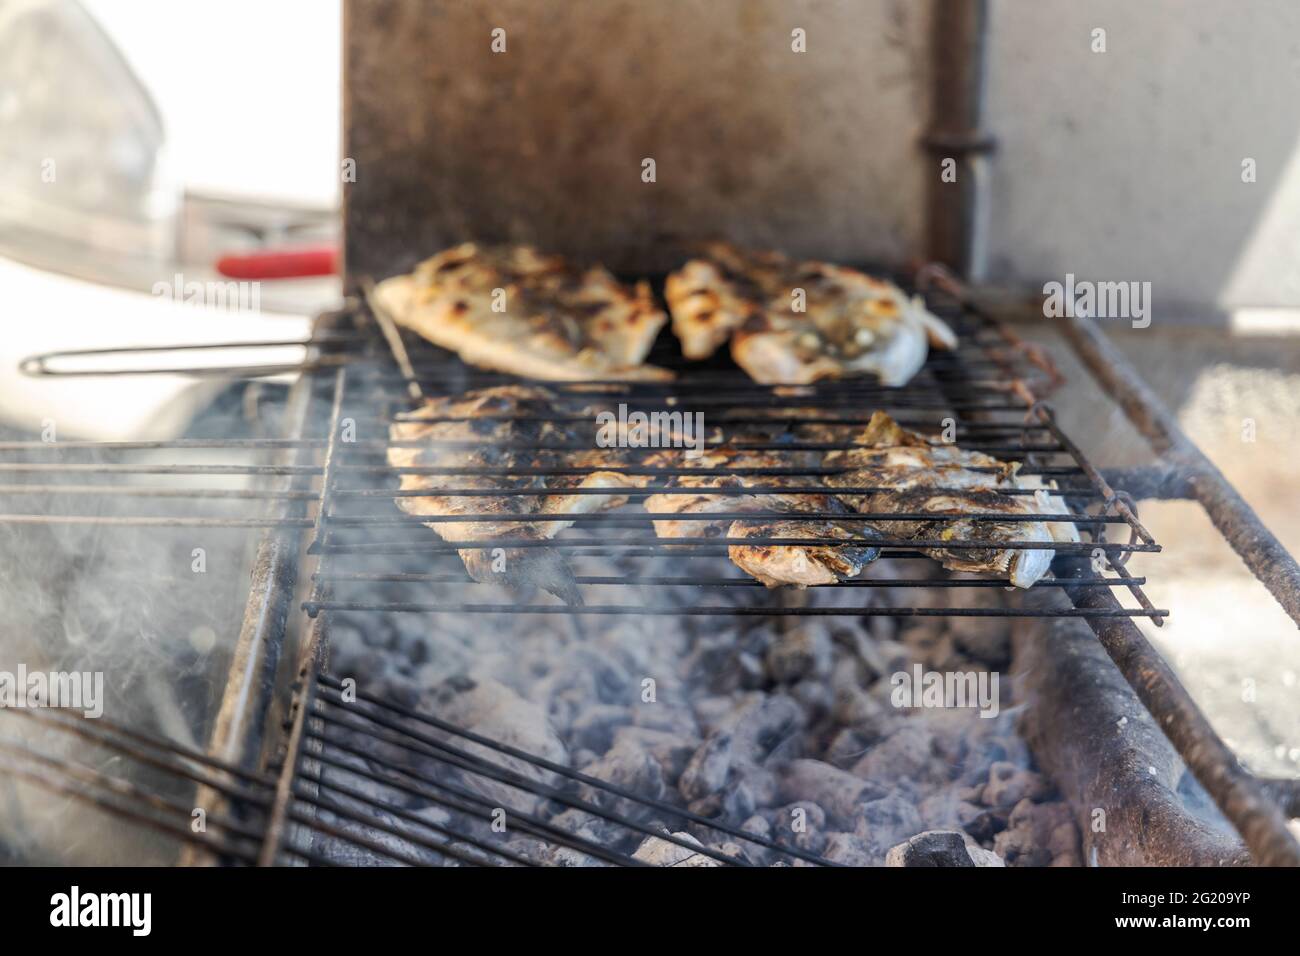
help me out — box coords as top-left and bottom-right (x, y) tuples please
(686, 793), (724, 817)
(610, 726), (697, 782)
(424, 677), (568, 815)
(720, 778), (759, 821)
(632, 831), (723, 867)
(852, 724), (942, 787)
(855, 792), (925, 857)
(580, 742), (666, 810)
(319, 561), (1078, 867)
(980, 761), (1052, 809)
(885, 829), (1003, 867)
(943, 585), (1012, 664)
(679, 732), (734, 801)
(736, 651), (767, 689)
(916, 789), (983, 831)
(730, 694), (804, 762)
(788, 679), (834, 726)
(821, 831), (875, 866)
(866, 615), (899, 646)
(771, 800), (827, 841)
(994, 799), (1081, 867)
(631, 702), (700, 739)
(569, 704), (629, 754)
(741, 814), (772, 841)
(824, 728), (871, 768)
(777, 760), (878, 823)
(765, 625), (833, 682)
(963, 807), (1011, 843)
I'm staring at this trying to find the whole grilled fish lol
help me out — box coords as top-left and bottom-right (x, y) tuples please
(387, 386), (647, 604)
(665, 241), (957, 386)
(643, 442), (882, 588)
(822, 412), (1080, 587)
(373, 243), (672, 382)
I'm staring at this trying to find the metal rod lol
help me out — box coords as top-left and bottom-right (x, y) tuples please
(314, 536), (1155, 552)
(326, 510), (1119, 525)
(1062, 563), (1300, 865)
(924, 0), (992, 276)
(293, 762), (536, 866)
(299, 740), (638, 867)
(1059, 311), (1300, 630)
(303, 600), (1164, 619)
(184, 370), (322, 867)
(313, 571), (1144, 588)
(310, 697), (750, 867)
(315, 675), (835, 865)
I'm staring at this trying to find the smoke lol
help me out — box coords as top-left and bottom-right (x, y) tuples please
(0, 384), (286, 863)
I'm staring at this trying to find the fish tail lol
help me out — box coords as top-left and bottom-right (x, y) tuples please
(460, 546), (584, 606)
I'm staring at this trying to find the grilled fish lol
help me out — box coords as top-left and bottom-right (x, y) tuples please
(643, 443), (881, 588)
(822, 412), (1080, 587)
(665, 241), (956, 386)
(373, 243), (673, 381)
(387, 386), (647, 604)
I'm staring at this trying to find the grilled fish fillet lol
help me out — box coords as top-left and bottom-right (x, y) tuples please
(822, 412), (1079, 588)
(643, 444), (881, 588)
(664, 241), (956, 386)
(387, 386), (647, 604)
(374, 243), (673, 381)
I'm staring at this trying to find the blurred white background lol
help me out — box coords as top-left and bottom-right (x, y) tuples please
(82, 0), (341, 207)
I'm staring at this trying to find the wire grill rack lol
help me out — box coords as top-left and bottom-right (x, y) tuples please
(0, 281), (1172, 866)
(292, 287), (1163, 627)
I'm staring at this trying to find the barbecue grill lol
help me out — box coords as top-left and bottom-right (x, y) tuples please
(3, 0), (1299, 869)
(4, 270), (1297, 866)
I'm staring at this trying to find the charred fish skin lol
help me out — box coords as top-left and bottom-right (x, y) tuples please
(727, 517), (882, 588)
(664, 241), (957, 386)
(374, 243), (672, 382)
(643, 442), (882, 587)
(822, 412), (1072, 589)
(387, 385), (643, 606)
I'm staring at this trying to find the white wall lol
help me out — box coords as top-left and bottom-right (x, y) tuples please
(985, 0), (1300, 319)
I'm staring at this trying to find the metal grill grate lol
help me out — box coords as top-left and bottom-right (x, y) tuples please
(296, 286), (1165, 627)
(1, 279), (1226, 867)
(268, 671), (841, 866)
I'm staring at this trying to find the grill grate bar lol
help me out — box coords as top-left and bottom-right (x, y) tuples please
(304, 600), (1165, 618)
(313, 570), (1146, 588)
(0, 750), (265, 865)
(293, 751), (553, 866)
(366, 483), (1103, 498)
(314, 536), (1156, 552)
(297, 733), (644, 866)
(288, 781), (500, 867)
(308, 696), (747, 866)
(328, 510), (1122, 525)
(312, 677), (836, 866)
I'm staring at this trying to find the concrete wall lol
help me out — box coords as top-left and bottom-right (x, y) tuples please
(345, 0), (1300, 320)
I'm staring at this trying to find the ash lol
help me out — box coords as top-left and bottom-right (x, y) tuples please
(316, 553), (1081, 867)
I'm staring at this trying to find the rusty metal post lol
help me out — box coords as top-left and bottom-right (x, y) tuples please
(1059, 311), (1300, 631)
(924, 0), (994, 278)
